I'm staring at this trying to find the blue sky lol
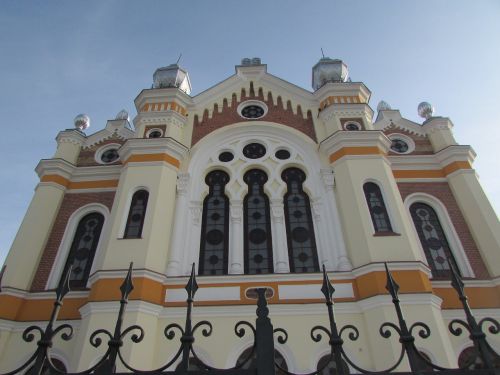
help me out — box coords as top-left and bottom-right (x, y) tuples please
(0, 1), (499, 266)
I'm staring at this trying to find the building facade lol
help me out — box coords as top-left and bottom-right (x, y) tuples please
(0, 58), (499, 373)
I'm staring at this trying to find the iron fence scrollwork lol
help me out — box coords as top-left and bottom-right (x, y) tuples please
(0, 259), (498, 375)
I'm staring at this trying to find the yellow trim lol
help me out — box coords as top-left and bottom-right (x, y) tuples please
(124, 153), (180, 168)
(41, 175), (119, 190)
(392, 161), (473, 179)
(329, 146), (385, 163)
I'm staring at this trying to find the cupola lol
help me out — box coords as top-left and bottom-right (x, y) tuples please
(153, 63), (192, 95)
(312, 57), (349, 91)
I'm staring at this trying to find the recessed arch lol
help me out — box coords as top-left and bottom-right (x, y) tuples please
(46, 203), (110, 289)
(404, 192), (474, 278)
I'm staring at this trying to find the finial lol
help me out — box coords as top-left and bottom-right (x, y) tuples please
(320, 264), (335, 303)
(115, 109), (129, 121)
(176, 53), (182, 65)
(120, 262), (134, 301)
(185, 263), (199, 300)
(74, 114), (90, 131)
(448, 258), (464, 297)
(321, 48), (325, 58)
(56, 265), (72, 302)
(384, 263), (400, 300)
(418, 102), (434, 120)
(377, 100), (392, 111)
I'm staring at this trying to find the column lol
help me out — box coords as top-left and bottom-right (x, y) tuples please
(320, 169), (352, 271)
(166, 173), (190, 276)
(184, 201), (203, 275)
(311, 196), (334, 271)
(270, 199), (290, 273)
(229, 200), (244, 274)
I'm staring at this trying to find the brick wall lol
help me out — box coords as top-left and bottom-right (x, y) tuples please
(31, 191), (116, 291)
(77, 137), (125, 167)
(192, 84), (316, 145)
(397, 182), (489, 279)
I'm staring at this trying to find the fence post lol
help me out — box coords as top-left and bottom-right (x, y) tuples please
(255, 288), (276, 375)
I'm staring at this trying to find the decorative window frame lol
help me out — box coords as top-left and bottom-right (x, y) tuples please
(387, 133), (415, 154)
(343, 121), (362, 131)
(404, 192), (474, 278)
(119, 186), (151, 239)
(145, 127), (164, 138)
(95, 143), (121, 164)
(361, 178), (400, 235)
(237, 100), (268, 120)
(46, 203), (110, 290)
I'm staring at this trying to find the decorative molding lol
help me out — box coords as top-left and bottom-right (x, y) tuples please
(177, 173), (190, 196)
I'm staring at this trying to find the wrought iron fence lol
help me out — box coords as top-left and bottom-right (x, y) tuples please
(0, 260), (498, 375)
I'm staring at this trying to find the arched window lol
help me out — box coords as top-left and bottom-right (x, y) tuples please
(410, 202), (459, 278)
(124, 190), (149, 239)
(282, 168), (319, 273)
(243, 169), (273, 274)
(363, 182), (393, 233)
(199, 170), (230, 275)
(236, 347), (288, 374)
(62, 212), (104, 288)
(317, 354), (350, 375)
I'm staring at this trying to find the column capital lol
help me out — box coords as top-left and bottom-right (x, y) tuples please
(55, 129), (87, 146)
(177, 173), (190, 195)
(320, 169), (335, 189)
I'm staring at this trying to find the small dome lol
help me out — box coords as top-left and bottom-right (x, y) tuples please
(418, 102), (434, 120)
(312, 57), (349, 90)
(115, 109), (129, 121)
(377, 100), (392, 111)
(153, 63), (191, 94)
(74, 114), (90, 131)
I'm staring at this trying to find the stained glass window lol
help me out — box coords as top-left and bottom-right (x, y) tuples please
(363, 183), (393, 233)
(199, 170), (230, 276)
(282, 168), (319, 273)
(62, 212), (104, 288)
(244, 169), (273, 274)
(124, 190), (149, 239)
(410, 202), (459, 278)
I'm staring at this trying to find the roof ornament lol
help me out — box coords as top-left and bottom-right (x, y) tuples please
(153, 62), (192, 95)
(377, 100), (392, 112)
(241, 57), (262, 66)
(74, 114), (90, 131)
(418, 101), (435, 120)
(312, 56), (349, 91)
(115, 109), (129, 121)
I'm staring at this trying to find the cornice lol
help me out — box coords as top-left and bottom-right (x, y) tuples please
(70, 165), (122, 181)
(318, 103), (374, 123)
(35, 158), (75, 179)
(351, 261), (432, 279)
(357, 293), (442, 312)
(134, 87), (193, 113)
(421, 116), (454, 134)
(55, 129), (87, 146)
(373, 110), (427, 136)
(120, 137), (189, 163)
(313, 81), (371, 103)
(435, 145), (476, 166)
(133, 110), (188, 129)
(319, 130), (391, 156)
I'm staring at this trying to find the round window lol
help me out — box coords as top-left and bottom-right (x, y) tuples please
(243, 143), (266, 159)
(241, 105), (265, 119)
(345, 122), (361, 131)
(101, 149), (119, 163)
(390, 139), (409, 153)
(275, 149), (290, 160)
(218, 151), (234, 162)
(148, 130), (162, 138)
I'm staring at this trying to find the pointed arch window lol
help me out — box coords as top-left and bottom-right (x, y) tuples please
(282, 168), (319, 273)
(363, 182), (393, 233)
(410, 202), (459, 278)
(199, 170), (230, 276)
(124, 190), (149, 239)
(62, 212), (104, 288)
(244, 169), (273, 274)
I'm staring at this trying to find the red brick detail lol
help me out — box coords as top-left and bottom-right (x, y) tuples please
(77, 136), (125, 167)
(191, 86), (316, 145)
(397, 182), (489, 279)
(30, 192), (116, 291)
(384, 125), (434, 155)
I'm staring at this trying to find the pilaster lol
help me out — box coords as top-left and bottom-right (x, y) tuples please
(319, 131), (424, 268)
(54, 129), (86, 164)
(422, 117), (457, 152)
